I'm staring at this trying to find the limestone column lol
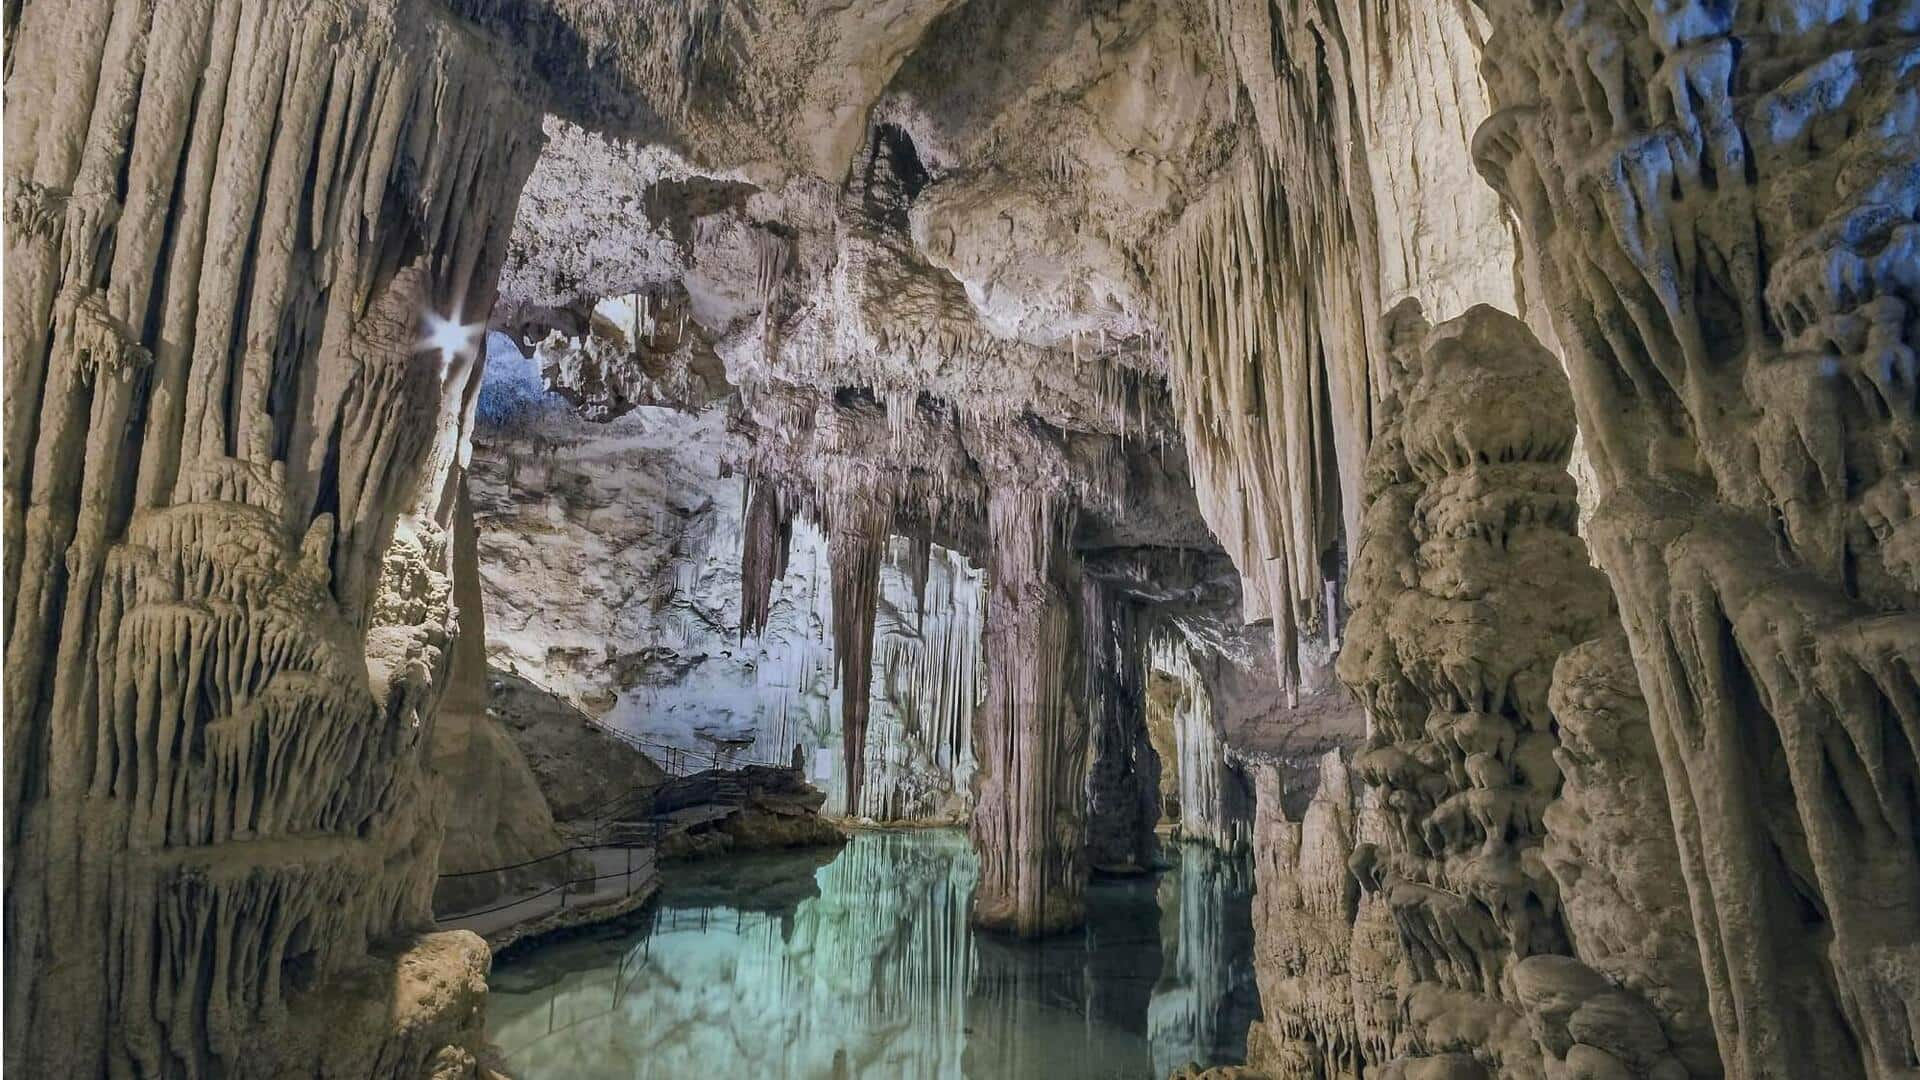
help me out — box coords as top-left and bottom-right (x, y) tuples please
(826, 489), (890, 815)
(1337, 303), (1654, 1075)
(1, 2), (540, 1073)
(971, 485), (1089, 936)
(1081, 578), (1159, 874)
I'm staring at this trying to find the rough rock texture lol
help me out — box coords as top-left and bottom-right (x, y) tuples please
(652, 765), (846, 860)
(1541, 634), (1719, 1077)
(1474, 0), (1920, 1071)
(34, 0), (1913, 1064)
(1337, 303), (1618, 1077)
(1243, 752), (1366, 1077)
(970, 485), (1090, 936)
(3, 2), (536, 1073)
(480, 671), (667, 824)
(1244, 304), (1713, 1078)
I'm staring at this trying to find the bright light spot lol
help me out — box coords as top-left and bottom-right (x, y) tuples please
(419, 309), (480, 368)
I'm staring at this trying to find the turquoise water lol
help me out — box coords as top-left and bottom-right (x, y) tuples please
(488, 829), (1258, 1079)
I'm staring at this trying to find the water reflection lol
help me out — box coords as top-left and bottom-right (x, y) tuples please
(489, 830), (1258, 1079)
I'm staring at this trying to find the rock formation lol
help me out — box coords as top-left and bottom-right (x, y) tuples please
(1234, 303), (1716, 1078)
(971, 481), (1090, 936)
(15, 0), (1917, 1070)
(430, 480), (578, 916)
(1083, 578), (1160, 875)
(467, 336), (988, 821)
(4, 2), (537, 1073)
(1474, 0), (1920, 1070)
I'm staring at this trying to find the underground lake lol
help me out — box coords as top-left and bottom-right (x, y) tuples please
(488, 829), (1259, 1078)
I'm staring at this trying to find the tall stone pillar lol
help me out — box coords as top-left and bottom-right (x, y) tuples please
(971, 485), (1089, 936)
(1339, 302), (1704, 1076)
(826, 489), (890, 815)
(1082, 577), (1160, 874)
(1475, 4), (1920, 1073)
(1, 3), (539, 1074)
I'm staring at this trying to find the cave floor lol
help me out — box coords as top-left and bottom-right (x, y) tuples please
(486, 829), (1259, 1078)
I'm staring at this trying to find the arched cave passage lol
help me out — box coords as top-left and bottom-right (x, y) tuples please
(5, 2), (1916, 1077)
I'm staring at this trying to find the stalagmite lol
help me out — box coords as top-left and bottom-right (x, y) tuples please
(2, 2), (539, 1073)
(1243, 752), (1366, 1077)
(1327, 303), (1704, 1077)
(971, 483), (1090, 936)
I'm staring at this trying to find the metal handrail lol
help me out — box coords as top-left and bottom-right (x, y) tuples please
(435, 826), (665, 924)
(437, 725), (805, 928)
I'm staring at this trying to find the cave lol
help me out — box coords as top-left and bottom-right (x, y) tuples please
(4, 1), (1917, 1078)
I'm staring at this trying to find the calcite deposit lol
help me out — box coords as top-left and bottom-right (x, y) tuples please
(9, 0), (1915, 1073)
(5, 2), (536, 1074)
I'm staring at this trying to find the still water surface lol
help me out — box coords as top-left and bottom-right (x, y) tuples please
(489, 829), (1258, 1079)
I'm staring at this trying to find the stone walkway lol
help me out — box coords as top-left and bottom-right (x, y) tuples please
(436, 846), (660, 948)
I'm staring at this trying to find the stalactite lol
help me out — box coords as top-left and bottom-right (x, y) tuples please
(1082, 578), (1160, 874)
(1154, 149), (1367, 697)
(970, 483), (1089, 936)
(1, 2), (539, 1073)
(739, 474), (794, 641)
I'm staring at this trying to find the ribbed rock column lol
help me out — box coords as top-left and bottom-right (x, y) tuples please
(1, 3), (539, 1074)
(1475, 0), (1920, 1071)
(971, 485), (1089, 936)
(826, 489), (892, 815)
(1082, 578), (1159, 874)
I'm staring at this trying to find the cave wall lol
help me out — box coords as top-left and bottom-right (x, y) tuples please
(1472, 0), (1920, 1072)
(2, 1), (539, 1073)
(1151, 635), (1256, 854)
(469, 335), (985, 821)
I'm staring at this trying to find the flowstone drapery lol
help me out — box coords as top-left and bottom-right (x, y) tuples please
(2, 2), (538, 1073)
(1475, 0), (1920, 1071)
(826, 489), (892, 813)
(971, 484), (1090, 936)
(1082, 578), (1160, 875)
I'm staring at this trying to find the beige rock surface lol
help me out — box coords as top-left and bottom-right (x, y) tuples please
(3, 2), (536, 1072)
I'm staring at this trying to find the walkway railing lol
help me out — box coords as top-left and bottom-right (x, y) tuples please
(435, 822), (665, 929)
(435, 725), (803, 934)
